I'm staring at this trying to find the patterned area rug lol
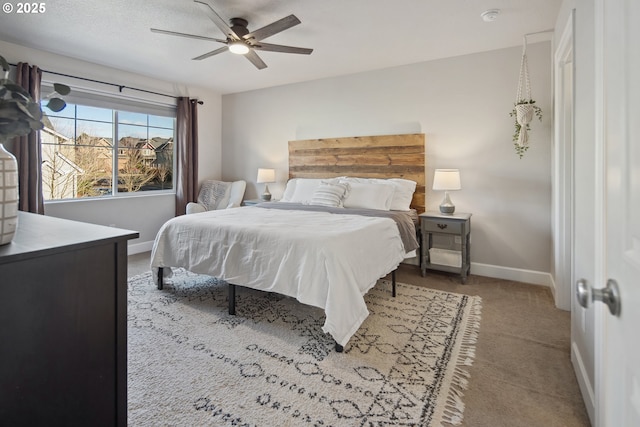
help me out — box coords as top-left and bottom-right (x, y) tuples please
(128, 269), (482, 426)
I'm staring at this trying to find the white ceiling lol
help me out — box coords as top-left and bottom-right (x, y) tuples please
(0, 0), (561, 95)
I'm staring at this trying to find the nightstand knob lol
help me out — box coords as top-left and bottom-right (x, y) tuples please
(437, 223), (448, 230)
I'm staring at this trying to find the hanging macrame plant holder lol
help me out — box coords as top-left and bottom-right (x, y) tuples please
(515, 40), (534, 147)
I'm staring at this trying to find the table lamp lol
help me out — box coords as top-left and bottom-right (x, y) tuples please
(432, 169), (461, 214)
(256, 168), (275, 201)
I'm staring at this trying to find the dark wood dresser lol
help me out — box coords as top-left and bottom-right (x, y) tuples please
(0, 212), (138, 426)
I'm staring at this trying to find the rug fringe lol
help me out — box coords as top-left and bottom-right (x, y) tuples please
(439, 296), (482, 426)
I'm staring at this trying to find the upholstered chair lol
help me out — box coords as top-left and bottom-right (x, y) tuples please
(186, 180), (246, 214)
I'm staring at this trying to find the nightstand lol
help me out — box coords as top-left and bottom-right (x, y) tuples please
(419, 211), (471, 283)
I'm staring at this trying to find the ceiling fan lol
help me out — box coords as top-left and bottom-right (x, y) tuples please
(150, 0), (313, 70)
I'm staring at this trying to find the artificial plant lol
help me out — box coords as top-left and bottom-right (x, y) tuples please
(0, 54), (70, 141)
(510, 99), (543, 158)
(511, 39), (542, 158)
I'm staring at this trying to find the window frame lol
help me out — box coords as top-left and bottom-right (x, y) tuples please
(40, 85), (177, 202)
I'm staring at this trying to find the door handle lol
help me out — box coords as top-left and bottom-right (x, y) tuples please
(576, 278), (621, 316)
(576, 279), (590, 308)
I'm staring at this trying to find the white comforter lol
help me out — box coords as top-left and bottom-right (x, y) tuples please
(150, 206), (408, 346)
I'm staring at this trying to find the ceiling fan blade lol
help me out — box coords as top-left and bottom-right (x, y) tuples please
(193, 0), (241, 40)
(150, 28), (226, 43)
(252, 42), (312, 55)
(244, 50), (267, 70)
(192, 46), (228, 61)
(246, 14), (301, 41)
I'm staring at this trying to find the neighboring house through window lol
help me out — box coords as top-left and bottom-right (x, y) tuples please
(41, 88), (175, 200)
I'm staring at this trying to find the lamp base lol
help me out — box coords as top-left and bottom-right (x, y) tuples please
(439, 191), (456, 214)
(439, 205), (455, 214)
(260, 184), (272, 201)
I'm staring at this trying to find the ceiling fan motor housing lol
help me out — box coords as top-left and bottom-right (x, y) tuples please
(229, 18), (250, 40)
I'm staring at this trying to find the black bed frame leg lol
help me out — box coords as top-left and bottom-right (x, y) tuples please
(335, 343), (344, 353)
(157, 267), (164, 290)
(392, 269), (396, 297)
(228, 284), (236, 315)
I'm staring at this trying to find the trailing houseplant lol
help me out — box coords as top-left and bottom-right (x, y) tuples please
(510, 98), (543, 158)
(510, 37), (543, 159)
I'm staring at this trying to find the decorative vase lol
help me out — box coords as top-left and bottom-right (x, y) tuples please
(0, 142), (19, 245)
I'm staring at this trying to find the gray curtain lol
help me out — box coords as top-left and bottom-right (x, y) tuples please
(6, 63), (44, 214)
(175, 97), (199, 216)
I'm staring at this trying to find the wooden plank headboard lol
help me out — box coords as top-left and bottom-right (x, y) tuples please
(288, 133), (425, 212)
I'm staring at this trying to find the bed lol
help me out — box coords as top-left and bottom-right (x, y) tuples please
(150, 133), (425, 349)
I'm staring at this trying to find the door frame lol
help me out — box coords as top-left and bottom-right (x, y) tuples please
(553, 9), (575, 311)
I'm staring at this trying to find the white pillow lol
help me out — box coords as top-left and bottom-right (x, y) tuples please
(342, 181), (395, 210)
(280, 178), (319, 203)
(387, 178), (417, 211)
(281, 178), (339, 204)
(339, 177), (416, 211)
(280, 179), (299, 202)
(310, 181), (350, 207)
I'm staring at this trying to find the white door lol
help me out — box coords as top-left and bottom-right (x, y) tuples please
(569, 2), (598, 419)
(596, 0), (640, 425)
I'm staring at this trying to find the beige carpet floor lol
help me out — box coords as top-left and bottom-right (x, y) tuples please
(128, 252), (590, 427)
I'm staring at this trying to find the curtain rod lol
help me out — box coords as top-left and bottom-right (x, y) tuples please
(9, 62), (204, 105)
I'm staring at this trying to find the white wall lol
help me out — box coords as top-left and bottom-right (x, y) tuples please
(0, 39), (223, 253)
(1, 38), (555, 279)
(221, 43), (553, 282)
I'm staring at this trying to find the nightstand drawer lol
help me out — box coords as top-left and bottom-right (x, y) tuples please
(421, 220), (463, 234)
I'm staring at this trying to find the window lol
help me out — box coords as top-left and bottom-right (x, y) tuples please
(41, 91), (175, 200)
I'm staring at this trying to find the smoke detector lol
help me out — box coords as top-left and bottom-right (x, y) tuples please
(481, 9), (500, 22)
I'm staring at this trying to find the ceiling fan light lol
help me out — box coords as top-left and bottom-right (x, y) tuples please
(229, 41), (249, 55)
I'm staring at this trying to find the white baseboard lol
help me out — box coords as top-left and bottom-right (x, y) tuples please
(548, 275), (572, 311)
(128, 240), (154, 255)
(549, 274), (558, 299)
(470, 262), (553, 287)
(127, 246), (553, 287)
(571, 341), (596, 424)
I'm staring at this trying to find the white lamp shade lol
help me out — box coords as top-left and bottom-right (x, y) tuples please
(432, 169), (461, 191)
(256, 168), (275, 183)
